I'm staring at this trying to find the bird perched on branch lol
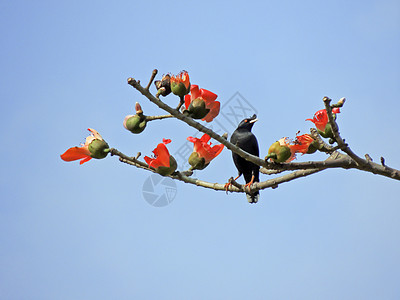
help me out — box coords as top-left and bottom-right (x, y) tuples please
(229, 114), (260, 203)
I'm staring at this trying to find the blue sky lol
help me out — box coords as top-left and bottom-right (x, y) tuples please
(1, 0), (400, 299)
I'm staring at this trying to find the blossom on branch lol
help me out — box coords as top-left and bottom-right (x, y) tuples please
(154, 74), (171, 97)
(170, 71), (191, 98)
(60, 128), (110, 165)
(265, 133), (315, 163)
(306, 108), (340, 138)
(144, 139), (177, 176)
(123, 102), (147, 134)
(187, 134), (224, 170)
(184, 85), (220, 122)
(265, 138), (296, 163)
(291, 134), (317, 155)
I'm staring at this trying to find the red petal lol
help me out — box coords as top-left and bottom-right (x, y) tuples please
(202, 101), (220, 122)
(187, 136), (197, 143)
(184, 94), (191, 109)
(60, 146), (91, 162)
(79, 156), (92, 165)
(192, 134), (224, 164)
(190, 85), (200, 99)
(182, 71), (190, 88)
(163, 138), (171, 145)
(306, 109), (329, 131)
(210, 144), (224, 159)
(149, 143), (171, 168)
(200, 134), (211, 143)
(144, 156), (153, 165)
(198, 143), (224, 164)
(200, 89), (218, 102)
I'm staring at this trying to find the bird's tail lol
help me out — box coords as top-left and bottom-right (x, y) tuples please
(246, 191), (259, 204)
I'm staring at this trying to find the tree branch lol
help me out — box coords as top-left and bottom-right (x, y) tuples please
(109, 147), (329, 194)
(125, 71), (400, 181)
(323, 97), (400, 180)
(127, 75), (267, 169)
(263, 152), (355, 171)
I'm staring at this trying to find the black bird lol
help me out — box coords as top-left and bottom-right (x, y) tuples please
(230, 114), (260, 203)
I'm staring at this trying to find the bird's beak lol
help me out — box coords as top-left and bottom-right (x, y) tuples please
(249, 118), (258, 124)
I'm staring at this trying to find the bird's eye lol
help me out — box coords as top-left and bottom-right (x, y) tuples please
(244, 120), (248, 123)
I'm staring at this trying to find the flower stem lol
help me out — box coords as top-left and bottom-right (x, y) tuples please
(175, 95), (185, 110)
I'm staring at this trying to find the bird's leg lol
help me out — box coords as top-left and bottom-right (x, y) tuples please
(224, 174), (241, 194)
(244, 175), (255, 194)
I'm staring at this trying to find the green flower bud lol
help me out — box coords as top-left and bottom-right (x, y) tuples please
(306, 140), (318, 154)
(124, 115), (147, 134)
(170, 71), (190, 98)
(188, 152), (209, 170)
(88, 139), (110, 159)
(185, 98), (210, 119)
(171, 82), (190, 98)
(265, 141), (291, 163)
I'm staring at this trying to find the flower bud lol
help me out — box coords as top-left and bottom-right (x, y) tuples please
(88, 139), (110, 159)
(265, 141), (291, 163)
(306, 140), (318, 154)
(154, 74), (171, 97)
(188, 152), (208, 170)
(318, 123), (332, 138)
(337, 97), (346, 106)
(124, 115), (147, 134)
(185, 98), (210, 119)
(123, 102), (147, 134)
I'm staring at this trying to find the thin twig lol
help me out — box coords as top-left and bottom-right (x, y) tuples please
(110, 148), (151, 170)
(145, 114), (174, 121)
(145, 69), (158, 91)
(323, 97), (366, 166)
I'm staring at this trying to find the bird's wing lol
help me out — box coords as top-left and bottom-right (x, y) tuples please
(248, 134), (259, 157)
(230, 130), (239, 145)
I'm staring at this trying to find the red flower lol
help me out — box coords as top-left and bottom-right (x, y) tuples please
(60, 128), (109, 165)
(278, 137), (297, 162)
(170, 71), (191, 97)
(187, 134), (224, 168)
(144, 139), (177, 175)
(290, 134), (316, 155)
(265, 137), (299, 163)
(184, 85), (220, 122)
(306, 108), (340, 136)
